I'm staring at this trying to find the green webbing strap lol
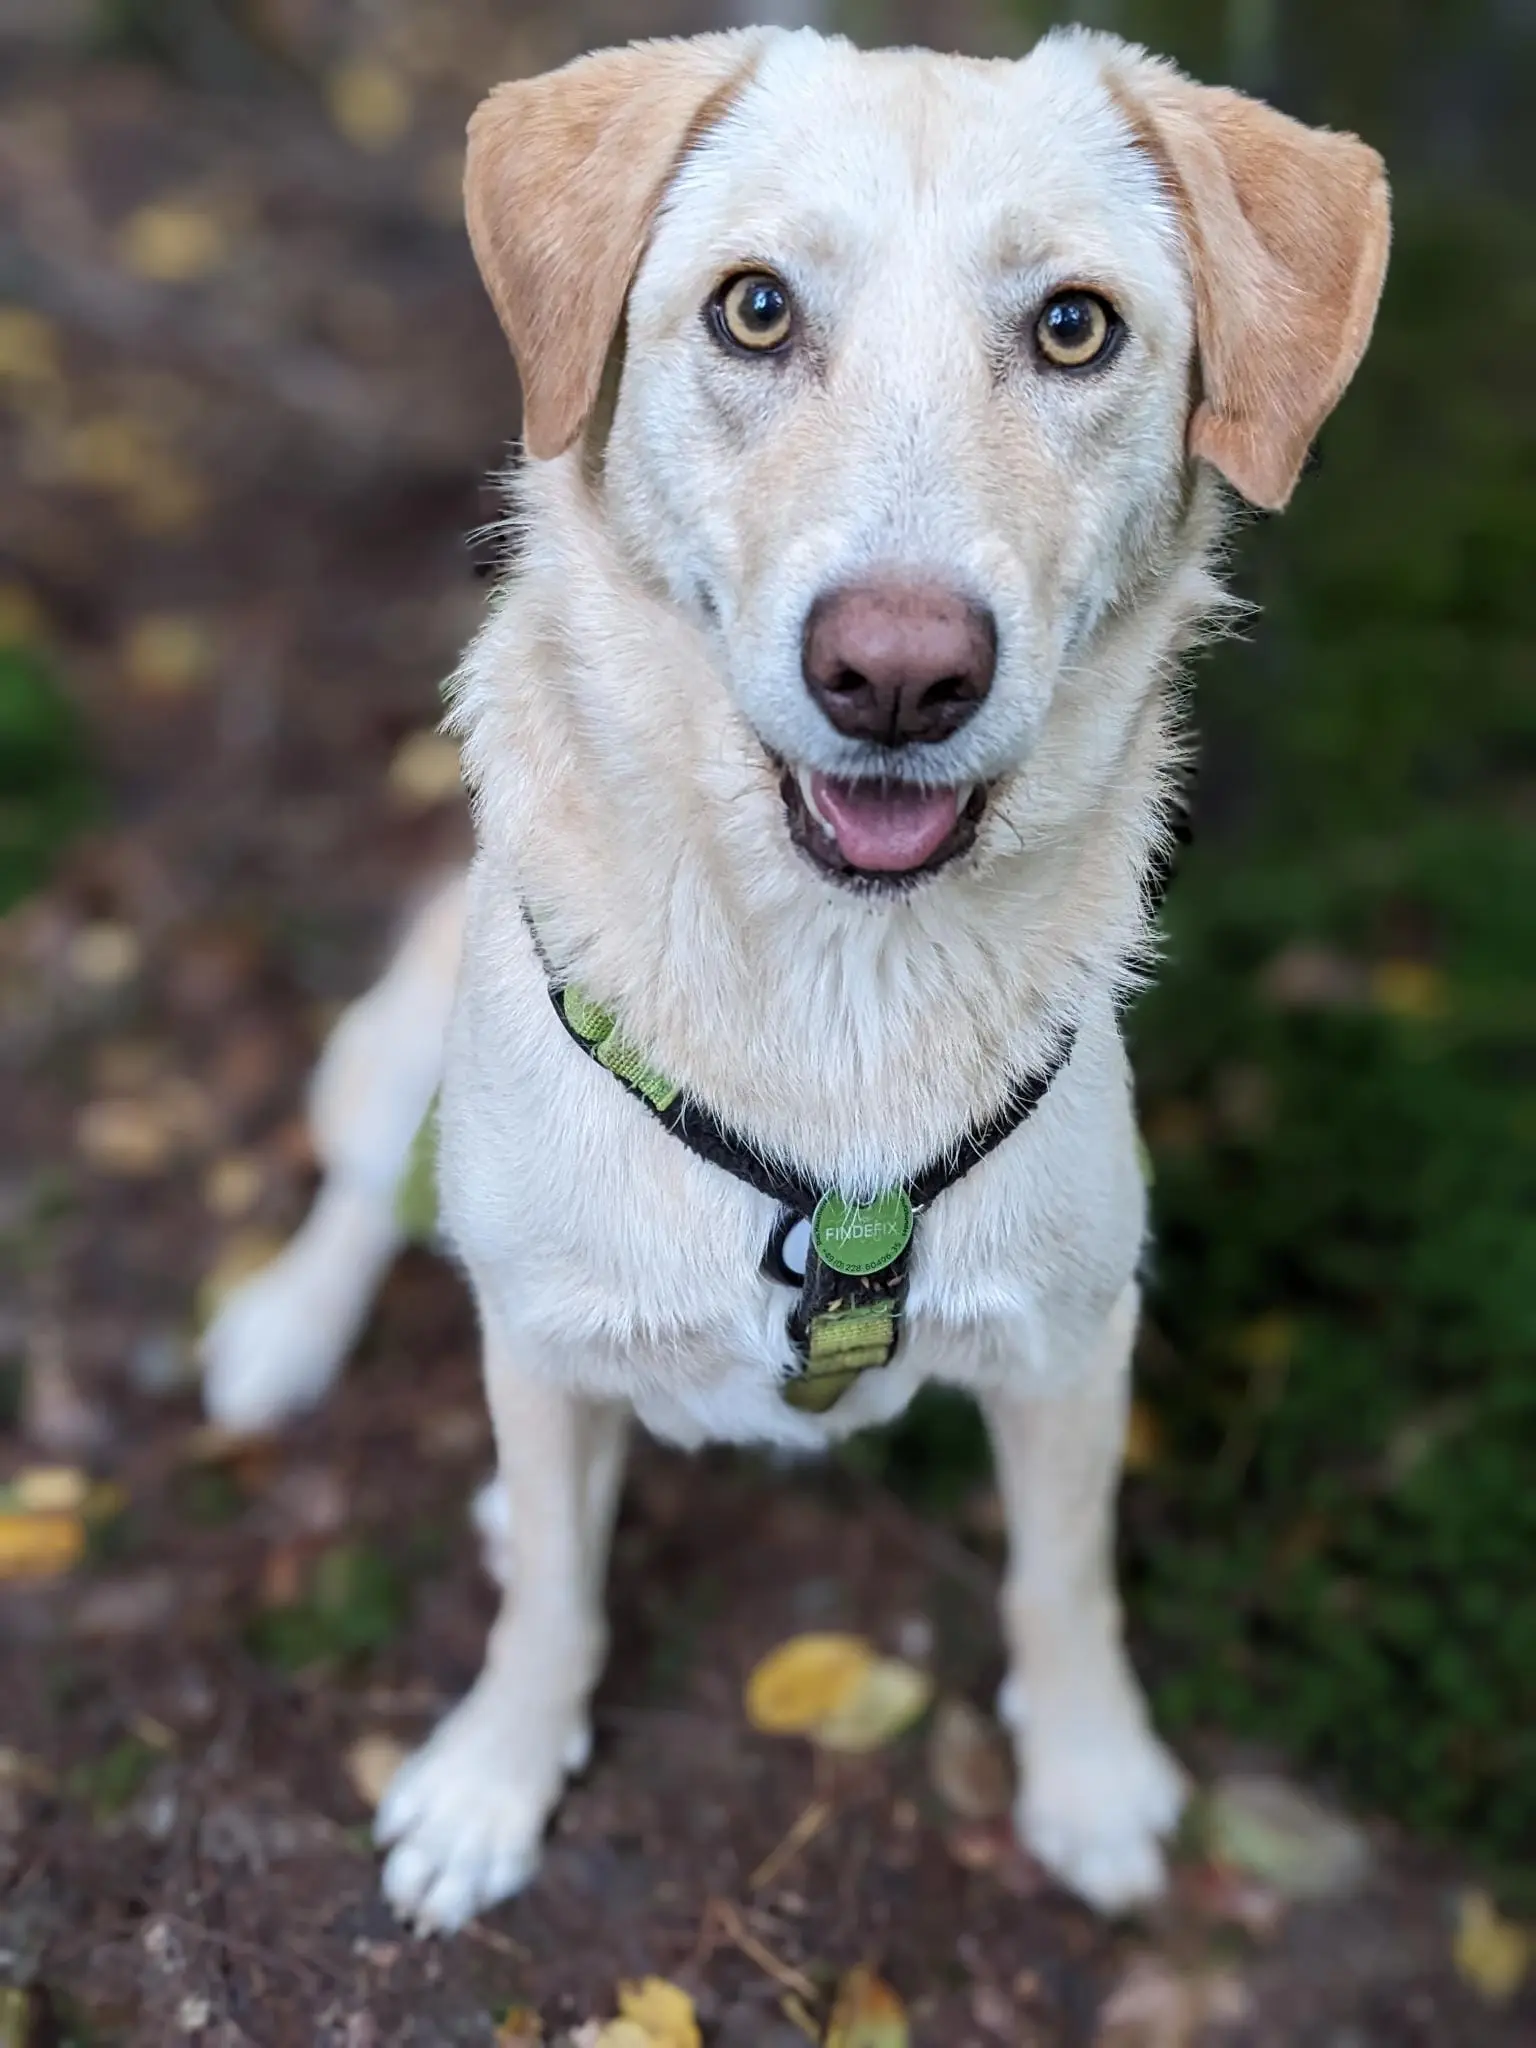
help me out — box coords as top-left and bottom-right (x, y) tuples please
(401, 932), (1078, 1411)
(396, 1099), (440, 1244)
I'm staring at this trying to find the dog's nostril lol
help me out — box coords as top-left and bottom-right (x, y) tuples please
(803, 583), (996, 748)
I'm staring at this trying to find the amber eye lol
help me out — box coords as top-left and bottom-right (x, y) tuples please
(713, 271), (794, 354)
(1035, 290), (1120, 369)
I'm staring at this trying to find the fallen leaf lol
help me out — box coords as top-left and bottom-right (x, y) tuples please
(124, 613), (213, 696)
(388, 729), (463, 809)
(346, 1734), (409, 1811)
(746, 1634), (875, 1735)
(616, 1978), (701, 2048)
(0, 1508), (86, 1581)
(75, 1097), (173, 1176)
(0, 582), (48, 645)
(13, 1466), (90, 1513)
(1095, 1957), (1251, 2048)
(68, 921), (142, 989)
(814, 1658), (933, 1755)
(0, 307), (60, 384)
(927, 1697), (1013, 1820)
(203, 1153), (264, 1219)
(1230, 1316), (1295, 1376)
(825, 1966), (908, 2048)
(117, 202), (228, 282)
(1123, 1398), (1162, 1474)
(494, 2011), (543, 2046)
(1371, 959), (1446, 1020)
(328, 61), (414, 150)
(0, 1986), (36, 2048)
(1202, 1775), (1368, 1900)
(1453, 1890), (1530, 2004)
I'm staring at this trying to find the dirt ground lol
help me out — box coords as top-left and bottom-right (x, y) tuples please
(3, 8), (1533, 2045)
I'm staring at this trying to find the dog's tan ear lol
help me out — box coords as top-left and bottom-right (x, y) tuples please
(465, 34), (765, 462)
(1112, 55), (1390, 510)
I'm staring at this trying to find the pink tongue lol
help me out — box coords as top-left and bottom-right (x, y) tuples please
(811, 774), (960, 874)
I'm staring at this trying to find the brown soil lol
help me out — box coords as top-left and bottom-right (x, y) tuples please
(2, 9), (1531, 2044)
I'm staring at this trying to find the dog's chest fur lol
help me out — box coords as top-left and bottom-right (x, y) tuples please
(437, 878), (1147, 1452)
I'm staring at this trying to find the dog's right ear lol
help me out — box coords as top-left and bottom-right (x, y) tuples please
(465, 34), (766, 462)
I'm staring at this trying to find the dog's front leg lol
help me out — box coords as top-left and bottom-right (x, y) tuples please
(982, 1282), (1186, 1912)
(377, 1308), (620, 1932)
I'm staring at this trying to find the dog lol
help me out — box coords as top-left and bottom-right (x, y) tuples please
(202, 25), (1389, 1932)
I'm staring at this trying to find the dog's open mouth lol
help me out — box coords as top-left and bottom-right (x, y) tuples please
(780, 766), (988, 886)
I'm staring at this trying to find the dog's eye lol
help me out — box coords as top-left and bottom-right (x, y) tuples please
(713, 272), (794, 354)
(1034, 290), (1120, 370)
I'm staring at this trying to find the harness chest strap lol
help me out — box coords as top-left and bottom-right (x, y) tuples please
(548, 979), (1075, 1414)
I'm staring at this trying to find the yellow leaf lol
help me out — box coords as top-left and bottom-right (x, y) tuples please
(388, 729), (463, 809)
(1122, 1398), (1162, 1474)
(1371, 959), (1446, 1020)
(75, 1098), (173, 1177)
(13, 1467), (90, 1513)
(0, 582), (48, 646)
(68, 922), (142, 990)
(124, 613), (213, 696)
(0, 1510), (86, 1581)
(825, 1966), (909, 2048)
(1453, 1890), (1530, 2004)
(813, 1658), (933, 1756)
(494, 2012), (543, 2046)
(1231, 1314), (1295, 1376)
(118, 202), (228, 283)
(616, 1978), (700, 2048)
(0, 308), (60, 384)
(746, 1634), (875, 1735)
(590, 2026), (651, 2048)
(204, 1154), (264, 1220)
(328, 61), (413, 151)
(345, 1733), (409, 1811)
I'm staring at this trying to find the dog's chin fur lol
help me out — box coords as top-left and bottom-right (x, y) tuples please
(450, 452), (1231, 1193)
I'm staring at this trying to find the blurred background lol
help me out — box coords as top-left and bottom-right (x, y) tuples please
(1, 1), (1532, 2042)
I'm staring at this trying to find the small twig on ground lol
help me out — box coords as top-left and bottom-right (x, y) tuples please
(706, 1898), (819, 2004)
(749, 1798), (833, 1893)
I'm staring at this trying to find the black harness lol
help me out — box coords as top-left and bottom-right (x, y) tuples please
(531, 792), (1188, 1414)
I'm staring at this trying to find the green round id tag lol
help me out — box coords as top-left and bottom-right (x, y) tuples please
(812, 1188), (914, 1277)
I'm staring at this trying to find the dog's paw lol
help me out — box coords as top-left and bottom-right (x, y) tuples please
(200, 1240), (373, 1431)
(1018, 1717), (1186, 1914)
(376, 1674), (588, 1934)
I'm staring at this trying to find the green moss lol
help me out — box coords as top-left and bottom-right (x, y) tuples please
(0, 645), (96, 913)
(245, 1540), (409, 1674)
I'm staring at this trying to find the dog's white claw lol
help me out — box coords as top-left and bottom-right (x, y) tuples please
(200, 1251), (359, 1431)
(376, 1674), (587, 1934)
(1018, 1718), (1187, 1915)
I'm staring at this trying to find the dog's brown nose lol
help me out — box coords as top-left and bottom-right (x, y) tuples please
(803, 583), (997, 747)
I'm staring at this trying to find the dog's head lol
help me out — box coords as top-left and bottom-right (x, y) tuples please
(464, 30), (1388, 897)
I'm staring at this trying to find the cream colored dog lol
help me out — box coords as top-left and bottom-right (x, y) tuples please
(202, 26), (1388, 1932)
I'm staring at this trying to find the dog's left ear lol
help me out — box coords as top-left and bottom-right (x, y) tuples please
(465, 33), (767, 463)
(1110, 52), (1390, 510)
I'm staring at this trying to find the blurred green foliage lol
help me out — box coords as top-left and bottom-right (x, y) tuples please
(1126, 187), (1536, 1867)
(0, 644), (96, 914)
(874, 184), (1535, 1870)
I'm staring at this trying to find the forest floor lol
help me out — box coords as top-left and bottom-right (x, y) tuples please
(2, 7), (1532, 2044)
